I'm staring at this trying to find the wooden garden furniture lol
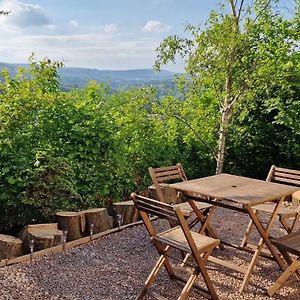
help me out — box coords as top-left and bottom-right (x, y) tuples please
(241, 165), (300, 248)
(267, 230), (300, 296)
(171, 173), (299, 292)
(148, 164), (220, 242)
(131, 192), (220, 300)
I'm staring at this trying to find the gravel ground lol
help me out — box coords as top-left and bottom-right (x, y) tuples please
(0, 208), (299, 300)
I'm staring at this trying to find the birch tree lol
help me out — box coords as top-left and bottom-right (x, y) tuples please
(155, 0), (300, 174)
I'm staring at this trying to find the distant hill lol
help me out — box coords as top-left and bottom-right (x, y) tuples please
(0, 62), (178, 92)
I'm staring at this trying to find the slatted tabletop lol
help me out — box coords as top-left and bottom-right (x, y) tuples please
(171, 173), (299, 207)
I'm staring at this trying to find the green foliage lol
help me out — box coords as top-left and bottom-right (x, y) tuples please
(20, 154), (82, 223)
(227, 70), (300, 177)
(154, 0), (300, 173)
(0, 58), (183, 231)
(152, 92), (218, 178)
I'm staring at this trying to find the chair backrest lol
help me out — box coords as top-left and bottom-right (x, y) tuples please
(131, 192), (197, 250)
(131, 192), (178, 224)
(148, 163), (187, 202)
(266, 165), (300, 187)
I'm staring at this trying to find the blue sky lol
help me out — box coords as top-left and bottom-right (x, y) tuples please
(0, 0), (294, 71)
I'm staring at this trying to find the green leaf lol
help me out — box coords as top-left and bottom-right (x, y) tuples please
(7, 176), (16, 185)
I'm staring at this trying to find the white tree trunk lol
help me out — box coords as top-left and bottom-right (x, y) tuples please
(215, 107), (231, 174)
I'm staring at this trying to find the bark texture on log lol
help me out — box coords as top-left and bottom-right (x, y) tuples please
(56, 212), (84, 241)
(113, 200), (139, 227)
(80, 208), (113, 234)
(148, 183), (182, 204)
(0, 234), (23, 259)
(20, 223), (63, 253)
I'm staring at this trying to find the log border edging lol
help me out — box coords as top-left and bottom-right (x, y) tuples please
(0, 218), (155, 268)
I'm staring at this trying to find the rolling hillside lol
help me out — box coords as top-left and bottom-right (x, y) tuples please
(0, 62), (178, 91)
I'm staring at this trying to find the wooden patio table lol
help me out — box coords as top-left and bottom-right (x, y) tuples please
(171, 173), (299, 292)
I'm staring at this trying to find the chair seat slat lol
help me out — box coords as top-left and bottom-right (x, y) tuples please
(178, 202), (212, 214)
(268, 230), (300, 296)
(271, 231), (300, 256)
(252, 203), (298, 215)
(156, 226), (219, 254)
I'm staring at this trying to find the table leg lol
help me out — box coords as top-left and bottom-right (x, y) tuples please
(240, 198), (286, 292)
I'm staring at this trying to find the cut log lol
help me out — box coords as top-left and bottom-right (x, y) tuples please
(80, 208), (113, 235)
(113, 200), (139, 227)
(0, 234), (22, 259)
(20, 223), (63, 253)
(56, 212), (84, 241)
(148, 183), (182, 204)
(292, 190), (300, 206)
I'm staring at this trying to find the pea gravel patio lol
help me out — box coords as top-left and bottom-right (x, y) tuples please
(0, 208), (299, 300)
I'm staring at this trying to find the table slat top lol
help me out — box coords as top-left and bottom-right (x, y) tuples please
(171, 174), (299, 206)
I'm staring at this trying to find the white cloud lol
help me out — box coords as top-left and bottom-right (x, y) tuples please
(0, 0), (49, 29)
(103, 23), (118, 33)
(142, 20), (170, 33)
(0, 32), (161, 69)
(47, 24), (57, 30)
(68, 20), (79, 28)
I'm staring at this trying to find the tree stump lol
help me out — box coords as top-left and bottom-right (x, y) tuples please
(292, 190), (300, 206)
(0, 234), (23, 259)
(56, 212), (84, 241)
(80, 208), (113, 235)
(20, 223), (63, 253)
(113, 200), (139, 227)
(148, 183), (182, 204)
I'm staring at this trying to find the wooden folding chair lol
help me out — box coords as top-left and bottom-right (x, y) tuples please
(241, 165), (300, 248)
(131, 193), (220, 300)
(148, 164), (219, 240)
(267, 231), (300, 296)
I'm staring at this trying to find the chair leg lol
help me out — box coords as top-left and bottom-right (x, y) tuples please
(291, 213), (300, 231)
(280, 250), (300, 280)
(188, 202), (224, 251)
(181, 253), (191, 267)
(199, 214), (225, 251)
(279, 217), (293, 233)
(194, 254), (219, 300)
(267, 258), (300, 297)
(136, 250), (174, 300)
(177, 269), (199, 300)
(240, 203), (286, 292)
(280, 214), (300, 233)
(180, 243), (218, 299)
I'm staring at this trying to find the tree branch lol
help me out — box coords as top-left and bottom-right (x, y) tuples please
(254, 0), (272, 23)
(156, 101), (218, 160)
(237, 0), (245, 21)
(229, 0), (238, 20)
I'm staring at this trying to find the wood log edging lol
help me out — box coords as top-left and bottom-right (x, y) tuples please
(0, 217), (157, 268)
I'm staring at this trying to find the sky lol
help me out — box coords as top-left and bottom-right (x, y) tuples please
(0, 0), (295, 72)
